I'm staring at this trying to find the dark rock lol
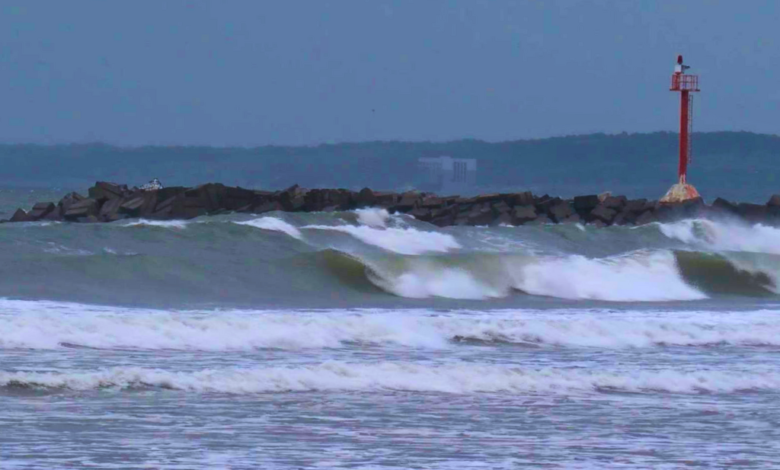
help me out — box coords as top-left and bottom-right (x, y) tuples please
(59, 192), (86, 214)
(768, 195), (780, 207)
(573, 195), (600, 212)
(221, 186), (257, 211)
(120, 191), (158, 218)
(624, 199), (649, 213)
(466, 205), (494, 226)
(635, 210), (658, 226)
(89, 182), (128, 201)
(99, 198), (126, 222)
(10, 209), (31, 222)
(392, 192), (421, 212)
(473, 193), (502, 205)
(508, 191), (534, 207)
(355, 188), (377, 207)
(712, 197), (737, 214)
(420, 197), (444, 209)
(535, 197), (562, 215)
(736, 203), (768, 223)
(492, 200), (511, 214)
(602, 196), (627, 210)
(409, 207), (433, 222)
(548, 201), (573, 222)
(64, 199), (99, 220)
(513, 205), (537, 224)
(430, 213), (455, 227)
(43, 205), (63, 221)
(373, 192), (399, 207)
(561, 214), (581, 224)
(590, 205), (617, 224)
(612, 211), (634, 226)
(28, 202), (56, 221)
(254, 201), (285, 214)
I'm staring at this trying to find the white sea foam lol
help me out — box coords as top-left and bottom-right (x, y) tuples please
(3, 299), (778, 351)
(511, 250), (706, 301)
(370, 267), (507, 300)
(303, 224), (461, 255)
(354, 208), (391, 228)
(234, 217), (302, 240)
(3, 363), (779, 394)
(365, 249), (705, 302)
(659, 219), (780, 255)
(123, 219), (189, 229)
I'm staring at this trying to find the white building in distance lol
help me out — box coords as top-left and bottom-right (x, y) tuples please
(418, 156), (477, 194)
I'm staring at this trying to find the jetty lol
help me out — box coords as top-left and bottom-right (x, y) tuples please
(4, 181), (780, 227)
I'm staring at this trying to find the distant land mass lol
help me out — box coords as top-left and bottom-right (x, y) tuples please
(0, 131), (778, 202)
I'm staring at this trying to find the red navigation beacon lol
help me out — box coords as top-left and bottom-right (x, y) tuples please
(661, 55), (701, 203)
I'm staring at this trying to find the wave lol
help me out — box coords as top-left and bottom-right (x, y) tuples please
(302, 224), (461, 255)
(357, 249), (707, 301)
(5, 300), (780, 351)
(514, 250), (706, 301)
(659, 219), (780, 255)
(233, 217), (302, 240)
(354, 208), (391, 228)
(123, 219), (189, 229)
(3, 363), (779, 395)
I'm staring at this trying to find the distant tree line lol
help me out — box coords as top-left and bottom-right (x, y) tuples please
(0, 131), (778, 202)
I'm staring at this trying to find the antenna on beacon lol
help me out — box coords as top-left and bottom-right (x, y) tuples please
(661, 54), (701, 203)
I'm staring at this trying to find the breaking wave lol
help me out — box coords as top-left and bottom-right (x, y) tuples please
(303, 224), (461, 255)
(233, 217), (302, 240)
(4, 300), (780, 351)
(3, 363), (779, 395)
(659, 218), (780, 255)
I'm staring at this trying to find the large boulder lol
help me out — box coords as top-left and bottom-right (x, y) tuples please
(512, 205), (537, 224)
(88, 182), (128, 202)
(28, 202), (56, 221)
(120, 191), (158, 218)
(409, 207), (433, 222)
(590, 205), (617, 224)
(548, 201), (573, 222)
(466, 204), (494, 226)
(573, 195), (600, 213)
(602, 196), (627, 210)
(10, 209), (31, 222)
(99, 198), (127, 222)
(59, 192), (86, 214)
(355, 188), (377, 207)
(508, 191), (534, 207)
(735, 203), (768, 223)
(64, 198), (99, 220)
(767, 195), (780, 207)
(391, 192), (421, 212)
(278, 184), (309, 212)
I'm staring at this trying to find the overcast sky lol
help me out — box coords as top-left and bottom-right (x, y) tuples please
(0, 0), (778, 146)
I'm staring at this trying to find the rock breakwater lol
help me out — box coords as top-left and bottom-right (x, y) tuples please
(4, 181), (780, 227)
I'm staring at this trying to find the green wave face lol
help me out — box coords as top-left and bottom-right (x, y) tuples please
(2, 211), (780, 308)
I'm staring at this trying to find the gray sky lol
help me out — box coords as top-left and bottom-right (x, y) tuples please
(1, 0), (778, 146)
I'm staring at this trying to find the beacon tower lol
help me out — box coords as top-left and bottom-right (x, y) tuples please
(661, 55), (701, 203)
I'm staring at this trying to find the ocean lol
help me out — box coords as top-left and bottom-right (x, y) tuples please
(2, 188), (780, 468)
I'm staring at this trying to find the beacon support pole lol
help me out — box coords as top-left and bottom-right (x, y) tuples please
(661, 55), (701, 203)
